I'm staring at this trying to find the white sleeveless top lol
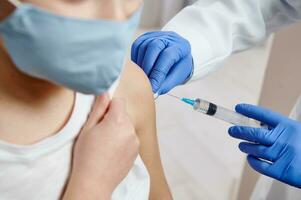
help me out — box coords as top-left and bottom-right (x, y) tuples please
(0, 92), (150, 200)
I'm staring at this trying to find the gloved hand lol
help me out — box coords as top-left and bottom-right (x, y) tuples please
(228, 104), (301, 188)
(131, 31), (193, 95)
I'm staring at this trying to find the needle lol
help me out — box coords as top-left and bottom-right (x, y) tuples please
(167, 93), (181, 100)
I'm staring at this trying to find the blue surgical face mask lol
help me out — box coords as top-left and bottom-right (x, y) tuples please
(0, 1), (142, 95)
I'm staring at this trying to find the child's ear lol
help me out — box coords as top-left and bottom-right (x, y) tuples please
(0, 0), (17, 21)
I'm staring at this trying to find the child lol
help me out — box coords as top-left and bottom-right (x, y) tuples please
(0, 0), (171, 199)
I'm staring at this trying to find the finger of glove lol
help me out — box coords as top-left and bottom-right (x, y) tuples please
(229, 126), (273, 146)
(142, 39), (167, 76)
(271, 150), (296, 182)
(150, 47), (182, 93)
(247, 155), (274, 178)
(131, 35), (150, 63)
(157, 56), (192, 95)
(136, 38), (154, 67)
(239, 142), (276, 162)
(140, 31), (177, 38)
(236, 104), (285, 127)
(131, 31), (166, 61)
(132, 31), (178, 49)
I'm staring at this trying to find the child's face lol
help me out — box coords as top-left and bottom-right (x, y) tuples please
(0, 0), (143, 94)
(21, 0), (142, 20)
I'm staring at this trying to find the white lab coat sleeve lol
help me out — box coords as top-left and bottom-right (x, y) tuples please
(162, 0), (301, 81)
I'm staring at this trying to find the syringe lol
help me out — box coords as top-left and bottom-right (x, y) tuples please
(167, 94), (263, 128)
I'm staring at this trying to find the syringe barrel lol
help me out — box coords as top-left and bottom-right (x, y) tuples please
(193, 99), (262, 128)
(214, 106), (262, 127)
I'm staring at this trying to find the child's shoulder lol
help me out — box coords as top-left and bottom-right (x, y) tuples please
(115, 60), (154, 133)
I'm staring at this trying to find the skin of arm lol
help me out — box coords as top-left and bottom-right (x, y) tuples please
(115, 61), (172, 199)
(62, 60), (173, 200)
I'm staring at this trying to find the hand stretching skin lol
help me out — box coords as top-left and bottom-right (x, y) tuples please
(63, 94), (140, 200)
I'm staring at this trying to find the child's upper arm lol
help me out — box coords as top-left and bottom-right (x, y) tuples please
(115, 60), (172, 200)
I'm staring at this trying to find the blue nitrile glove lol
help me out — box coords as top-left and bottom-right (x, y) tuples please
(131, 31), (193, 95)
(228, 104), (301, 188)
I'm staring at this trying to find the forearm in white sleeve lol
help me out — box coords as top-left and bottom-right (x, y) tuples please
(163, 0), (301, 81)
